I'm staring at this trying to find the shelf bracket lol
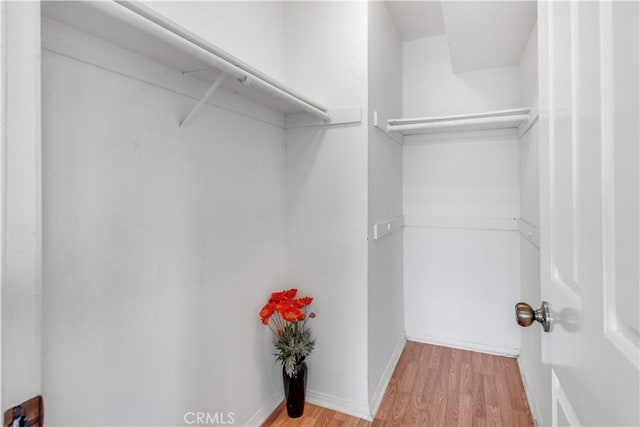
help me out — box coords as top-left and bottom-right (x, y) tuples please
(518, 108), (538, 137)
(182, 67), (214, 75)
(373, 216), (404, 240)
(373, 111), (386, 132)
(180, 72), (226, 129)
(373, 111), (403, 145)
(285, 106), (361, 129)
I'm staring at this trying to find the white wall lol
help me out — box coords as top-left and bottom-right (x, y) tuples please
(284, 2), (367, 108)
(142, 1), (286, 83)
(403, 35), (520, 117)
(0, 3), (3, 408)
(284, 1), (371, 418)
(517, 23), (552, 427)
(38, 2), (375, 424)
(41, 29), (287, 425)
(403, 134), (521, 354)
(403, 135), (520, 219)
(402, 35), (521, 355)
(519, 25), (539, 113)
(2, 1), (42, 410)
(366, 1), (405, 415)
(6, 3), (544, 424)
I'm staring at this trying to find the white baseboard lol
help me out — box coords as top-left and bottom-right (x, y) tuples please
(246, 388), (371, 425)
(247, 379), (373, 424)
(406, 334), (519, 357)
(369, 334), (406, 417)
(517, 357), (542, 427)
(306, 389), (372, 421)
(244, 391), (283, 426)
(247, 336), (519, 426)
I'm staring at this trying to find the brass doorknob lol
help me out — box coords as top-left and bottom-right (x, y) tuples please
(515, 301), (551, 332)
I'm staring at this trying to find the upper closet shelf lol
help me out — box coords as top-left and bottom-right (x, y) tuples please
(42, 1), (360, 128)
(375, 108), (537, 140)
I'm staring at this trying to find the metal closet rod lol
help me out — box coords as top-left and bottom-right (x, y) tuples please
(387, 114), (531, 132)
(88, 1), (331, 121)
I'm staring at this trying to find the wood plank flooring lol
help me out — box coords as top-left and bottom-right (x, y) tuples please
(262, 341), (533, 426)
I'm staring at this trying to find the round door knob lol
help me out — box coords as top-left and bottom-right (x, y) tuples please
(515, 302), (535, 327)
(515, 301), (551, 332)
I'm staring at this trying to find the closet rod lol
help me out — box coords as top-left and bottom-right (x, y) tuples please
(87, 1), (331, 121)
(387, 114), (530, 133)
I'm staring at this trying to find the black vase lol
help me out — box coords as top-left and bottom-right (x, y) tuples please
(282, 361), (308, 418)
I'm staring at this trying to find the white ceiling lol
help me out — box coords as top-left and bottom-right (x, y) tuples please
(385, 1), (446, 41)
(441, 1), (536, 73)
(385, 1), (537, 73)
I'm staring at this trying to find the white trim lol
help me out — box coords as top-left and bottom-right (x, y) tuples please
(551, 369), (582, 426)
(600, 0), (617, 355)
(606, 329), (640, 371)
(569, 0), (580, 285)
(306, 390), (372, 421)
(406, 334), (519, 357)
(550, 275), (583, 311)
(2, 0), (42, 407)
(244, 391), (283, 427)
(539, 0), (553, 307)
(599, 0), (640, 371)
(0, 0), (5, 409)
(368, 334), (406, 418)
(404, 216), (518, 232)
(34, 0), (43, 400)
(517, 357), (542, 427)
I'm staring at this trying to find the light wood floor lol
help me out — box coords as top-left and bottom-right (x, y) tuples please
(263, 341), (533, 426)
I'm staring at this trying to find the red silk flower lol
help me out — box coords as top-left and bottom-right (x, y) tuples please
(259, 288), (312, 326)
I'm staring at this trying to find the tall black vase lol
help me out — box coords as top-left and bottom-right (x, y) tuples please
(282, 361), (307, 418)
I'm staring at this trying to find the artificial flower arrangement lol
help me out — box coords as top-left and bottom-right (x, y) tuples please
(259, 288), (315, 376)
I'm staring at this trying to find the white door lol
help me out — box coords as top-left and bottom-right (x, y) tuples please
(538, 0), (639, 425)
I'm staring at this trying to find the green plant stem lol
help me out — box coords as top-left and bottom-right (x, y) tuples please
(302, 307), (308, 330)
(267, 323), (278, 336)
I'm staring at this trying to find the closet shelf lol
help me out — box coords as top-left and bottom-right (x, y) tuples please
(42, 1), (355, 127)
(375, 108), (536, 139)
